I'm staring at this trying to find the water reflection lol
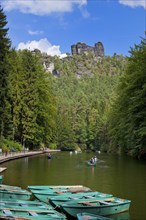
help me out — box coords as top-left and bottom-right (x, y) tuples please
(89, 166), (95, 176)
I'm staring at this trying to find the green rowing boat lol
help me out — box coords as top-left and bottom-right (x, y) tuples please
(87, 161), (97, 166)
(60, 197), (131, 218)
(77, 212), (112, 220)
(0, 189), (31, 200)
(0, 202), (53, 211)
(31, 188), (92, 203)
(0, 184), (21, 190)
(28, 185), (88, 191)
(49, 192), (113, 207)
(0, 199), (50, 207)
(0, 208), (66, 219)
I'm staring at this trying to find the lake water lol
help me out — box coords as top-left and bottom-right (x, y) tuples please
(2, 152), (146, 220)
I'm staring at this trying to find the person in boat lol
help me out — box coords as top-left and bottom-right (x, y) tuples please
(90, 157), (94, 164)
(48, 153), (52, 159)
(93, 156), (97, 162)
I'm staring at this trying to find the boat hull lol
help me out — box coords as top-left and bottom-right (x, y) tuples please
(28, 185), (87, 190)
(77, 212), (112, 220)
(60, 199), (131, 218)
(0, 190), (31, 200)
(50, 193), (113, 207)
(88, 162), (96, 166)
(0, 208), (66, 219)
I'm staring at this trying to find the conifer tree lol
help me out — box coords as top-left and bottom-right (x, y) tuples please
(109, 38), (146, 158)
(0, 5), (11, 140)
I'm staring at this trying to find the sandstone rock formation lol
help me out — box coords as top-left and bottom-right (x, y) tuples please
(71, 42), (104, 58)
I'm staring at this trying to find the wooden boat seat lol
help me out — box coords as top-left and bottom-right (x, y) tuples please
(81, 202), (96, 206)
(70, 189), (91, 193)
(56, 191), (65, 194)
(84, 195), (93, 198)
(29, 211), (38, 216)
(20, 204), (28, 207)
(3, 209), (13, 215)
(99, 201), (110, 205)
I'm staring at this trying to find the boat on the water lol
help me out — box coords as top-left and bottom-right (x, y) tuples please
(0, 184), (22, 190)
(47, 153), (52, 159)
(29, 186), (92, 203)
(77, 212), (112, 220)
(60, 197), (131, 218)
(0, 199), (53, 210)
(0, 188), (31, 200)
(30, 187), (91, 195)
(49, 192), (113, 207)
(87, 161), (97, 166)
(0, 208), (66, 219)
(28, 185), (89, 191)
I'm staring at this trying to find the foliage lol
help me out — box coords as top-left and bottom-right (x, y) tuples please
(52, 59), (121, 151)
(0, 6), (11, 140)
(49, 143), (57, 149)
(8, 49), (57, 149)
(3, 5), (145, 159)
(108, 38), (146, 158)
(0, 138), (23, 152)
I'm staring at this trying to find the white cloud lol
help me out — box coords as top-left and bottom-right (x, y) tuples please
(79, 6), (90, 18)
(28, 30), (43, 35)
(119, 0), (146, 9)
(2, 0), (87, 15)
(17, 38), (67, 57)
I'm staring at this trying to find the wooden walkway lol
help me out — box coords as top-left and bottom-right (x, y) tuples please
(0, 149), (60, 169)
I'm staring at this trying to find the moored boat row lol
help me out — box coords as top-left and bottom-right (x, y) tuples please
(0, 184), (131, 219)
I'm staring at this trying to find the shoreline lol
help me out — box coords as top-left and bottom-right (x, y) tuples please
(0, 149), (60, 168)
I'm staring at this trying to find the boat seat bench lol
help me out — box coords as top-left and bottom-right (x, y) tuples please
(81, 202), (96, 206)
(99, 201), (111, 205)
(3, 209), (13, 215)
(29, 211), (38, 216)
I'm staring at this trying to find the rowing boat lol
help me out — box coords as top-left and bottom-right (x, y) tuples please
(28, 185), (90, 191)
(30, 187), (92, 203)
(0, 184), (22, 190)
(0, 199), (53, 210)
(0, 208), (66, 219)
(77, 212), (112, 220)
(49, 192), (113, 207)
(87, 161), (97, 166)
(0, 189), (31, 200)
(60, 197), (131, 218)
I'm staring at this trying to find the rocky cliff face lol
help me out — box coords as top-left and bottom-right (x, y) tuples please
(32, 43), (126, 78)
(71, 42), (104, 58)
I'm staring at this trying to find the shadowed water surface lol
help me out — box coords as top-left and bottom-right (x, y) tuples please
(2, 152), (146, 220)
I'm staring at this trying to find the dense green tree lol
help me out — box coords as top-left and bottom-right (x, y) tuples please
(0, 6), (11, 140)
(108, 38), (146, 158)
(8, 49), (24, 142)
(52, 65), (120, 150)
(8, 49), (57, 149)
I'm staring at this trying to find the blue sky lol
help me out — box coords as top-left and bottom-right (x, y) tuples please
(1, 0), (146, 57)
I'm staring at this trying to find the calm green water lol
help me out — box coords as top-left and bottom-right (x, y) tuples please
(2, 152), (146, 220)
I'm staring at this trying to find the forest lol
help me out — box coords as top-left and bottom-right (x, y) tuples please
(0, 6), (146, 159)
